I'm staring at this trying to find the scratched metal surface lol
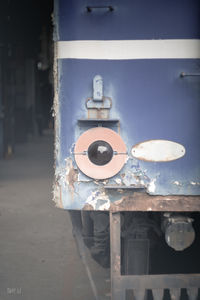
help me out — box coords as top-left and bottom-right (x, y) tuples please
(53, 0), (200, 210)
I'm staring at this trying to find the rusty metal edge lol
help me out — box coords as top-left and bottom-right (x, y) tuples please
(53, 41), (64, 209)
(109, 193), (200, 212)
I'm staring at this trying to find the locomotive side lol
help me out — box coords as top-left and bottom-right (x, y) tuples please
(53, 0), (200, 299)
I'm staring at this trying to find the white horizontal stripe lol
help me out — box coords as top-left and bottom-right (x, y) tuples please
(57, 39), (200, 60)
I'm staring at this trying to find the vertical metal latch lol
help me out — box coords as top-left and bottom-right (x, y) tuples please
(93, 75), (103, 101)
(85, 75), (112, 119)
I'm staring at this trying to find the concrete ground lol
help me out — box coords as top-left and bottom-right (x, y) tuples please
(0, 133), (109, 300)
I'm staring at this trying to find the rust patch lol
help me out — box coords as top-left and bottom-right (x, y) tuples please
(65, 157), (78, 202)
(82, 203), (94, 210)
(53, 41), (63, 208)
(66, 163), (78, 192)
(86, 96), (112, 120)
(110, 193), (200, 212)
(53, 183), (64, 209)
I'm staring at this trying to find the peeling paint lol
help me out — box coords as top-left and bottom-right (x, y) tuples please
(147, 207), (152, 211)
(77, 172), (92, 182)
(55, 166), (67, 187)
(53, 183), (64, 209)
(53, 42), (60, 160)
(190, 181), (200, 186)
(172, 181), (200, 187)
(66, 158), (78, 192)
(125, 155), (129, 164)
(69, 143), (75, 155)
(86, 190), (110, 210)
(120, 159), (150, 188)
(114, 178), (122, 185)
(147, 178), (157, 193)
(173, 181), (182, 186)
(121, 171), (137, 186)
(102, 180), (109, 185)
(53, 41), (62, 208)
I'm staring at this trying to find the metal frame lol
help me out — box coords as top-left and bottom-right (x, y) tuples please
(110, 212), (200, 300)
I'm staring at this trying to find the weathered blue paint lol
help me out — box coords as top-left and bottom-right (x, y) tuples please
(57, 0), (200, 40)
(54, 0), (200, 210)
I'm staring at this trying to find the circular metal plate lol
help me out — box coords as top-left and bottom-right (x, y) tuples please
(74, 127), (127, 179)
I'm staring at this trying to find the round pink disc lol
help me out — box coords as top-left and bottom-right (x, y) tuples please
(74, 127), (127, 179)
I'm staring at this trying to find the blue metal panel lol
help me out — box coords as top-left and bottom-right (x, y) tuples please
(54, 0), (200, 210)
(56, 0), (200, 41)
(55, 59), (200, 209)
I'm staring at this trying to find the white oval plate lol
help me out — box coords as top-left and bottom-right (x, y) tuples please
(131, 140), (186, 162)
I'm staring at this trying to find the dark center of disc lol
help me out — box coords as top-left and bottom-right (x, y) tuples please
(88, 140), (113, 166)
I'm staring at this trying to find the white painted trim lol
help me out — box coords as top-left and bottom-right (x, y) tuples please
(57, 39), (200, 60)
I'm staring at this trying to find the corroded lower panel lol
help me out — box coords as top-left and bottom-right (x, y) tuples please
(109, 193), (200, 212)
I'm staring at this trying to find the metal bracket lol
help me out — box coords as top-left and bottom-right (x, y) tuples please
(85, 75), (112, 119)
(85, 96), (112, 109)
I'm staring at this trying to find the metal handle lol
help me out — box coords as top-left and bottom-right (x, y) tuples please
(180, 72), (200, 77)
(86, 6), (114, 13)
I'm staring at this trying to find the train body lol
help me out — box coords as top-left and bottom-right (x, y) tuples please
(53, 1), (200, 299)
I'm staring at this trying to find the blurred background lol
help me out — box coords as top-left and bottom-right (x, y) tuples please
(0, 1), (109, 299)
(0, 0), (53, 156)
